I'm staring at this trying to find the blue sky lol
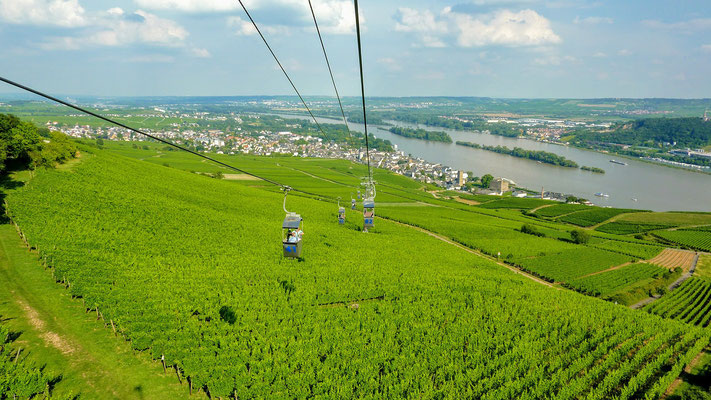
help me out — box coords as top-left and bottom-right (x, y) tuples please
(1, 0), (710, 98)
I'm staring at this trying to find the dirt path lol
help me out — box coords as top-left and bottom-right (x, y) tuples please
(588, 212), (636, 230)
(529, 204), (554, 213)
(223, 173), (262, 181)
(0, 224), (192, 399)
(453, 196), (480, 205)
(577, 261), (634, 279)
(386, 218), (555, 288)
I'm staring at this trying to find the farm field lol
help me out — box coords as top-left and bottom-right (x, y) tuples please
(648, 249), (698, 271)
(4, 146), (710, 398)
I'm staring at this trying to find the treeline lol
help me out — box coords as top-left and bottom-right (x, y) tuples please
(456, 141), (579, 168)
(573, 117), (711, 149)
(1, 113), (77, 173)
(581, 166), (605, 173)
(377, 112), (524, 138)
(388, 126), (452, 143)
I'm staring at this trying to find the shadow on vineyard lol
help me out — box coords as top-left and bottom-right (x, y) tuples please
(0, 174), (24, 224)
(669, 350), (711, 400)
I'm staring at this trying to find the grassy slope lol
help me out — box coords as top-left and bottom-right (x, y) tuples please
(5, 148), (710, 398)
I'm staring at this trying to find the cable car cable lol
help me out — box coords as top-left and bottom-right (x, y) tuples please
(306, 0), (351, 139)
(353, 0), (372, 184)
(0, 76), (335, 201)
(236, 0), (328, 138)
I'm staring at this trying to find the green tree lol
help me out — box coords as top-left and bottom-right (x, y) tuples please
(570, 229), (591, 244)
(0, 113), (41, 172)
(481, 174), (494, 188)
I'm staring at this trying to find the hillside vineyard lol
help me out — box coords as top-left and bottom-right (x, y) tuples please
(7, 149), (710, 398)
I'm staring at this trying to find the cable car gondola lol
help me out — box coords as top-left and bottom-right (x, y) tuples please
(351, 193), (357, 210)
(281, 188), (303, 258)
(363, 197), (374, 231)
(337, 197), (345, 225)
(357, 190), (361, 200)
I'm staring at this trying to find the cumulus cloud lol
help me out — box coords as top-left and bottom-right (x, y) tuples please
(2, 1), (207, 58)
(0, 0), (87, 27)
(138, 0), (357, 35)
(44, 10), (188, 49)
(134, 0), (237, 12)
(394, 7), (561, 48)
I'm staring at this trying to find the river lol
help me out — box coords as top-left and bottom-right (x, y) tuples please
(274, 114), (711, 212)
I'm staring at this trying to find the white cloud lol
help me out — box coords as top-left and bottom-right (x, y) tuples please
(127, 54), (176, 63)
(617, 49), (632, 56)
(394, 7), (561, 48)
(573, 16), (613, 25)
(702, 44), (711, 53)
(190, 47), (211, 58)
(643, 18), (711, 32)
(377, 57), (402, 72)
(227, 16), (257, 36)
(592, 51), (607, 58)
(227, 16), (291, 36)
(395, 8), (448, 34)
(0, 0), (87, 27)
(47, 10), (188, 49)
(139, 0), (357, 35)
(533, 54), (577, 65)
(134, 0), (237, 12)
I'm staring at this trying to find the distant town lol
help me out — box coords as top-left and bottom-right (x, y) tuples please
(48, 112), (577, 203)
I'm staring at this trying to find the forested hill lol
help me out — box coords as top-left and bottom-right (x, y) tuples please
(578, 117), (711, 148)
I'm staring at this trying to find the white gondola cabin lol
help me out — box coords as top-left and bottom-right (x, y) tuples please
(282, 212), (303, 258)
(338, 207), (345, 225)
(363, 198), (375, 229)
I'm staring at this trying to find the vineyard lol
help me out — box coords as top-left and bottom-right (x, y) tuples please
(595, 221), (675, 235)
(512, 248), (633, 282)
(533, 203), (591, 218)
(5, 147), (710, 398)
(0, 321), (52, 398)
(566, 263), (668, 297)
(645, 277), (711, 328)
(653, 230), (711, 252)
(476, 197), (555, 210)
(558, 208), (647, 227)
